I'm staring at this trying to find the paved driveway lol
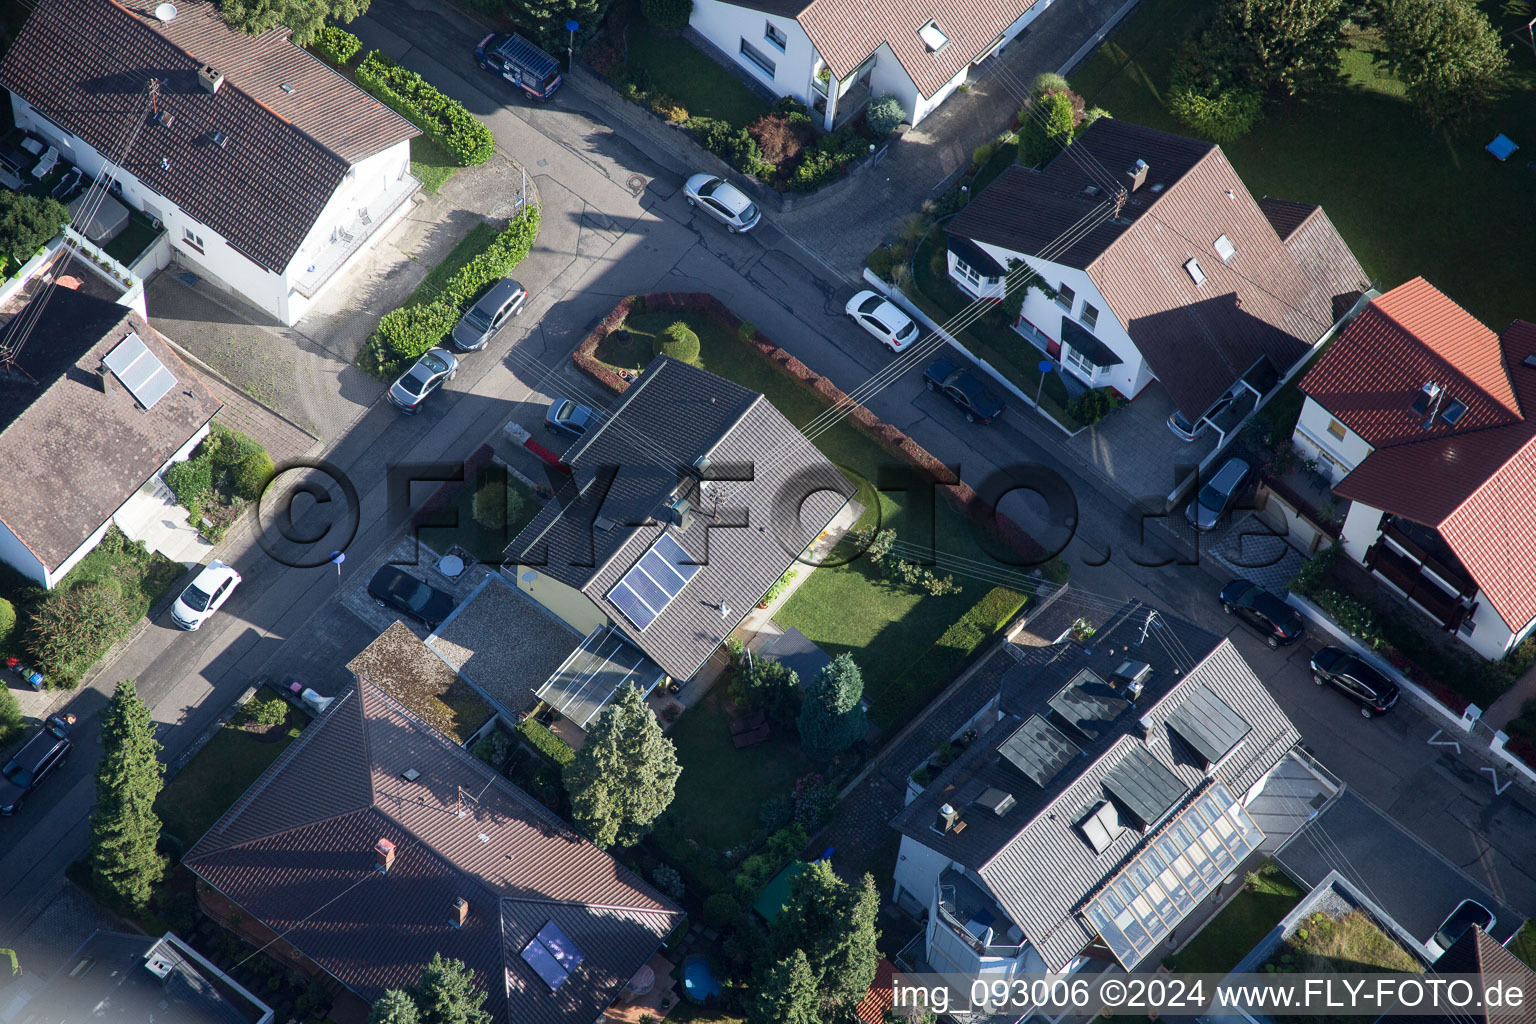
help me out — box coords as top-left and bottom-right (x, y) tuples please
(1278, 790), (1521, 948)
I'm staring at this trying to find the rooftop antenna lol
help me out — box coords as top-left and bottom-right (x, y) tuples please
(1138, 608), (1156, 645)
(148, 76), (161, 118)
(454, 784), (481, 819)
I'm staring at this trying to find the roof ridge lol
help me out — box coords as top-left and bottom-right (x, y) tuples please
(1371, 281), (1521, 419)
(500, 894), (682, 916)
(1085, 141), (1221, 274)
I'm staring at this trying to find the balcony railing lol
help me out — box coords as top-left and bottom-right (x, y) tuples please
(293, 175), (419, 299)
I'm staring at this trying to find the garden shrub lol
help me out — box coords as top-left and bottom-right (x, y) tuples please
(972, 140), (997, 168)
(650, 864), (686, 902)
(471, 473), (522, 531)
(702, 892), (742, 929)
(0, 679), (20, 746)
(0, 597), (15, 645)
(207, 423), (263, 468)
(1069, 387), (1121, 425)
(165, 455), (213, 507)
(640, 0), (693, 30)
(355, 51), (495, 166)
(772, 95), (809, 116)
(231, 452), (275, 500)
(733, 823), (808, 901)
(243, 696), (289, 728)
(650, 95), (690, 122)
(27, 581), (133, 685)
(518, 718), (575, 766)
(1041, 556), (1071, 585)
(0, 192), (68, 264)
(311, 25), (362, 66)
(866, 245), (895, 281)
(748, 112), (813, 165)
(1309, 589), (1386, 650)
(656, 321), (701, 364)
(1167, 51), (1262, 143)
(687, 117), (765, 176)
(866, 94), (904, 136)
(1031, 71), (1070, 98)
(737, 321), (756, 340)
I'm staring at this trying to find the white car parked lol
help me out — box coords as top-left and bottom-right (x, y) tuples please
(171, 560), (242, 630)
(845, 290), (921, 352)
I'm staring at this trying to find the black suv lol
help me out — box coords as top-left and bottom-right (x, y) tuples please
(1219, 579), (1306, 648)
(1310, 645), (1400, 718)
(0, 714), (74, 815)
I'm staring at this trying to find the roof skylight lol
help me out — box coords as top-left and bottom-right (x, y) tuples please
(919, 20), (948, 51)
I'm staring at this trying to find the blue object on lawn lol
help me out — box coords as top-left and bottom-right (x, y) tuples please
(681, 955), (722, 1003)
(1487, 134), (1519, 161)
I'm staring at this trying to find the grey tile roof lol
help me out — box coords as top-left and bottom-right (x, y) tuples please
(0, 0), (416, 273)
(891, 602), (1300, 972)
(184, 681), (681, 1024)
(0, 288), (221, 573)
(947, 119), (1368, 420)
(511, 356), (854, 680)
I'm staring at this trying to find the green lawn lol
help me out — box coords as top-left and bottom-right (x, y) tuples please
(667, 687), (811, 848)
(910, 232), (1084, 431)
(1071, 0), (1536, 330)
(1164, 860), (1302, 972)
(418, 468), (539, 564)
(607, 310), (1030, 728)
(1509, 920), (1536, 971)
(410, 134), (459, 195)
(623, 22), (770, 127)
(154, 704), (307, 847)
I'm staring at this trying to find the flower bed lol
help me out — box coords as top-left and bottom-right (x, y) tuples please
(575, 293), (1047, 563)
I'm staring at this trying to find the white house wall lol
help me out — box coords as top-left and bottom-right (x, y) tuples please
(0, 517), (48, 588)
(1292, 396), (1373, 483)
(688, 0), (817, 102)
(908, 61), (968, 126)
(892, 833), (953, 907)
(868, 43), (921, 124)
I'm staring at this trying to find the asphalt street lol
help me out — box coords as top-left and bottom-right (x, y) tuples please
(4, 0), (1536, 969)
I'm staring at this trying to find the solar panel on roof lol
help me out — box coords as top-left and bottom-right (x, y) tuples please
(103, 332), (178, 410)
(1048, 669), (1132, 741)
(1078, 800), (1125, 854)
(1165, 685), (1251, 766)
(1082, 781), (1262, 969)
(607, 533), (699, 631)
(520, 936), (567, 990)
(536, 921), (585, 973)
(998, 715), (1082, 788)
(1103, 745), (1188, 828)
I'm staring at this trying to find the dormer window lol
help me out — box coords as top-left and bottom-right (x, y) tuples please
(919, 20), (948, 51)
(1213, 234), (1236, 262)
(1183, 258), (1206, 285)
(1441, 397), (1467, 426)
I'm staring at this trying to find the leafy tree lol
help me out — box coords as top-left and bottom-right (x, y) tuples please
(28, 581), (133, 681)
(730, 656), (801, 723)
(640, 0), (691, 30)
(770, 860), (881, 1010)
(1214, 0), (1345, 95)
(243, 696), (289, 728)
(1168, 45), (1264, 142)
(90, 681), (166, 910)
(369, 990), (422, 1024)
(1380, 0), (1509, 126)
(750, 950), (821, 1024)
(219, 0), (368, 45)
(797, 654), (866, 754)
(563, 683), (681, 848)
(1017, 90), (1077, 168)
(0, 192), (68, 264)
(506, 0), (607, 51)
(416, 954), (490, 1024)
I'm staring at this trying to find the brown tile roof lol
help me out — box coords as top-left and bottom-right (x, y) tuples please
(0, 0), (417, 273)
(184, 681), (680, 1024)
(949, 119), (1368, 419)
(853, 959), (898, 1024)
(1320, 280), (1536, 631)
(0, 288), (221, 573)
(1256, 196), (1317, 241)
(793, 0), (1042, 97)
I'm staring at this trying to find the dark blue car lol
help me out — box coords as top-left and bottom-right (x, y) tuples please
(475, 33), (563, 100)
(922, 357), (1005, 423)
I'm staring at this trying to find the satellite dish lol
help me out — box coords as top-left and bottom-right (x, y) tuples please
(520, 570), (538, 582)
(153, 2), (178, 20)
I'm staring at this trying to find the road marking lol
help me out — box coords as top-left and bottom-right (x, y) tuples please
(1482, 766), (1512, 795)
(1427, 729), (1462, 754)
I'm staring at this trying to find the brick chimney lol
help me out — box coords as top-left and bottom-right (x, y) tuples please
(451, 897), (469, 929)
(375, 838), (396, 873)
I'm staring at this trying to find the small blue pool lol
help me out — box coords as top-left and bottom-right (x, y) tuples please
(681, 954), (722, 1003)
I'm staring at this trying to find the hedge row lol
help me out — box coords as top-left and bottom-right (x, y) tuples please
(517, 717), (574, 767)
(311, 25), (362, 67)
(363, 208), (540, 375)
(356, 50), (495, 166)
(571, 292), (1051, 568)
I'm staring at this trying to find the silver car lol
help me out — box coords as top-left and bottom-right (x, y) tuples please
(1185, 456), (1251, 531)
(451, 277), (526, 351)
(388, 347), (458, 413)
(683, 173), (761, 233)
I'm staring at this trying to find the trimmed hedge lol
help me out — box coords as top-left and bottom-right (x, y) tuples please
(656, 321), (700, 364)
(517, 717), (574, 766)
(363, 208), (541, 375)
(356, 51), (495, 166)
(311, 25), (362, 66)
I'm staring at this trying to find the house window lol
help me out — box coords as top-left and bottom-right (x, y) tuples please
(953, 257), (990, 288)
(1063, 345), (1098, 379)
(919, 20), (948, 52)
(1081, 303), (1099, 330)
(1184, 258), (1206, 285)
(739, 39), (777, 78)
(1055, 283), (1075, 312)
(1213, 234), (1236, 262)
(1327, 418), (1346, 440)
(764, 21), (787, 50)
(181, 227), (205, 254)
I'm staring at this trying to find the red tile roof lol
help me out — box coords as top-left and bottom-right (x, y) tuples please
(0, 0), (417, 273)
(1319, 279), (1536, 631)
(854, 958), (898, 1024)
(184, 681), (680, 1024)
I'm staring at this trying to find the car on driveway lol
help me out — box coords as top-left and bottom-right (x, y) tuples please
(1219, 578), (1305, 648)
(683, 174), (761, 233)
(387, 347), (458, 414)
(546, 398), (597, 438)
(1167, 393), (1236, 442)
(0, 714), (74, 816)
(1426, 899), (1495, 958)
(1309, 645), (1400, 718)
(171, 560), (242, 630)
(846, 291), (920, 352)
(367, 566), (458, 629)
(450, 278), (526, 352)
(1186, 456), (1251, 531)
(922, 357), (1004, 423)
